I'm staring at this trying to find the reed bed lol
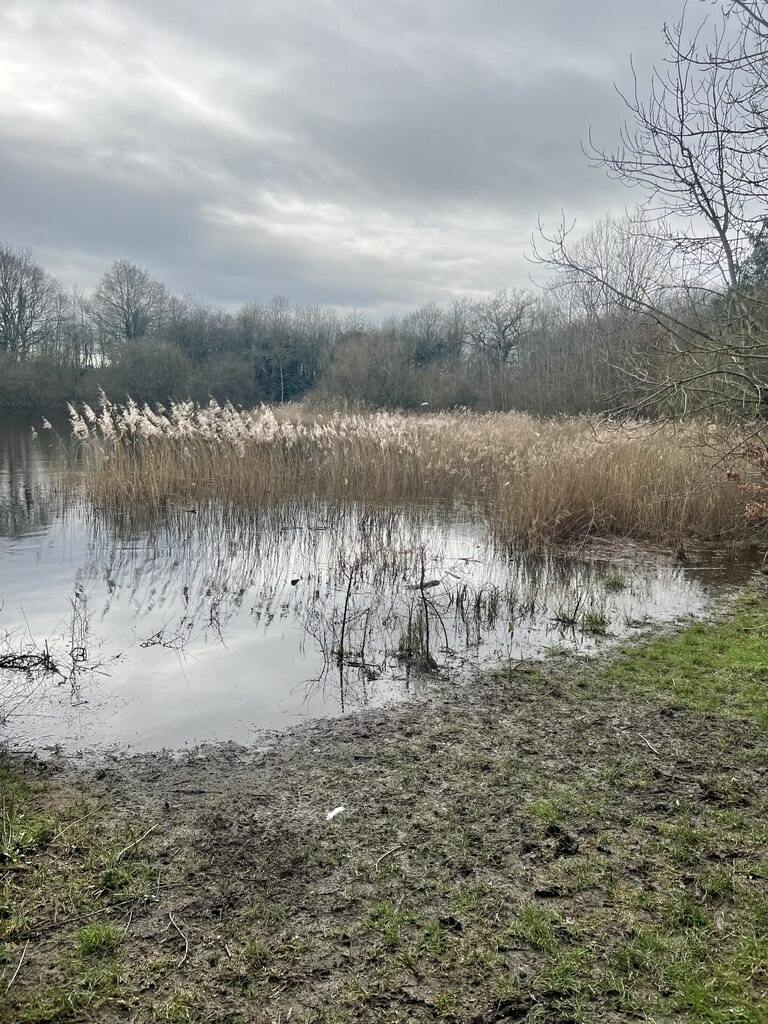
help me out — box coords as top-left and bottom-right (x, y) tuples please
(64, 397), (755, 546)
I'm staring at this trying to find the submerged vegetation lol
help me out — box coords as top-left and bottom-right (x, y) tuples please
(4, 395), (734, 752)
(67, 397), (755, 547)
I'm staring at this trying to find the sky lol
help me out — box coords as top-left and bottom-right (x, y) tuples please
(0, 0), (690, 314)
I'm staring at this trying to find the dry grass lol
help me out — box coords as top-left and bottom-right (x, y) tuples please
(62, 397), (755, 546)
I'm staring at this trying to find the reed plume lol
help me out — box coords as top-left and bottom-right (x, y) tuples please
(67, 396), (754, 547)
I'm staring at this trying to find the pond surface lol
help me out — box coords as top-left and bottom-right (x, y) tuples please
(0, 413), (754, 755)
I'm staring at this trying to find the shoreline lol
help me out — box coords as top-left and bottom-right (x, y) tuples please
(1, 587), (767, 1022)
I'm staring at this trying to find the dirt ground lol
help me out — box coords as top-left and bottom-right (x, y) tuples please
(2, 605), (767, 1023)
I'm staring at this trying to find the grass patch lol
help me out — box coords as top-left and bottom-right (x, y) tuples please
(509, 903), (563, 953)
(601, 589), (768, 727)
(0, 769), (159, 1023)
(581, 609), (609, 635)
(76, 923), (123, 958)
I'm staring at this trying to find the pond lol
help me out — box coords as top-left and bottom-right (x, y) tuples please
(0, 412), (754, 755)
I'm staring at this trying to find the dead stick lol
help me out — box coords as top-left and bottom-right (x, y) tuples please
(375, 845), (403, 870)
(640, 734), (662, 756)
(116, 824), (158, 863)
(51, 808), (99, 845)
(168, 911), (189, 966)
(170, 788), (223, 795)
(5, 939), (30, 993)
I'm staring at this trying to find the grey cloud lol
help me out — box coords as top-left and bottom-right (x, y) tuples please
(0, 0), (689, 311)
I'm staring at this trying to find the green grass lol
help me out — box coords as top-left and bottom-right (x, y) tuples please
(153, 988), (199, 1023)
(76, 924), (123, 958)
(600, 589), (768, 727)
(0, 771), (160, 1024)
(0, 773), (53, 864)
(508, 903), (562, 953)
(581, 609), (610, 635)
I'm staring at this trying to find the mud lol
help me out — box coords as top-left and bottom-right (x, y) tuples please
(7, 636), (766, 1022)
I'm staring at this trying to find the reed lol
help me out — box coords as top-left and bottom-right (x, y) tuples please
(64, 396), (755, 546)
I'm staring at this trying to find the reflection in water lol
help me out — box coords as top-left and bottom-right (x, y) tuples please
(0, 417), (755, 754)
(0, 414), (68, 539)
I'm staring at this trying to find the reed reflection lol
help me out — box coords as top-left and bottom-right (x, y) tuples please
(0, 416), (65, 539)
(74, 502), (710, 709)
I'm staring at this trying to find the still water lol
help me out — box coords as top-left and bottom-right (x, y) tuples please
(0, 414), (752, 755)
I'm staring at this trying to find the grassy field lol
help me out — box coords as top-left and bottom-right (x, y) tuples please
(64, 398), (758, 546)
(1, 589), (766, 1022)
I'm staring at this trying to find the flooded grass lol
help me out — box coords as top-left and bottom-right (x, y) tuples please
(67, 398), (754, 546)
(1, 590), (766, 1022)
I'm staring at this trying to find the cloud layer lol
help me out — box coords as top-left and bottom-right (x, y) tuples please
(0, 0), (682, 312)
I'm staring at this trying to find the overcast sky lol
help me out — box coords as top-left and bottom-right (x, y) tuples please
(0, 0), (689, 314)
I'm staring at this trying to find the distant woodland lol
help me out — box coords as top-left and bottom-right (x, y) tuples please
(0, 219), (765, 419)
(0, 241), (659, 415)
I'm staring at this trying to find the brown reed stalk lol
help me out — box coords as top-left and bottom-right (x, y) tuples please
(66, 397), (758, 547)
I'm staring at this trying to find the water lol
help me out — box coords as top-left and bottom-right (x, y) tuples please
(0, 413), (753, 755)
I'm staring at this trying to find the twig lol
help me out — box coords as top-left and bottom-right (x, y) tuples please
(168, 911), (189, 966)
(71, 896), (147, 924)
(170, 788), (223, 795)
(51, 808), (99, 845)
(5, 939), (29, 993)
(116, 823), (158, 863)
(375, 845), (403, 870)
(640, 734), (662, 756)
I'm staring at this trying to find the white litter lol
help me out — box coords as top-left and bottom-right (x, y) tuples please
(325, 806), (345, 821)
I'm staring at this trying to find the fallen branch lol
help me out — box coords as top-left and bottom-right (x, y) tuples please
(640, 734), (662, 756)
(115, 824), (158, 863)
(0, 649), (58, 673)
(51, 809), (99, 845)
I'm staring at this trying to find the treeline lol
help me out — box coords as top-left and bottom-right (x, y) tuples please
(3, 237), (754, 416)
(0, 245), (568, 412)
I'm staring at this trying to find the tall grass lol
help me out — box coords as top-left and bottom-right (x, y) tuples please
(64, 397), (754, 546)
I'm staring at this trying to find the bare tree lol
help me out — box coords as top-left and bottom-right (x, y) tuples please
(340, 306), (370, 340)
(166, 294), (234, 360)
(0, 244), (57, 359)
(536, 3), (768, 418)
(467, 289), (532, 409)
(592, 11), (767, 289)
(725, 0), (768, 29)
(401, 302), (449, 366)
(544, 213), (674, 319)
(93, 259), (168, 344)
(69, 287), (98, 368)
(445, 296), (473, 357)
